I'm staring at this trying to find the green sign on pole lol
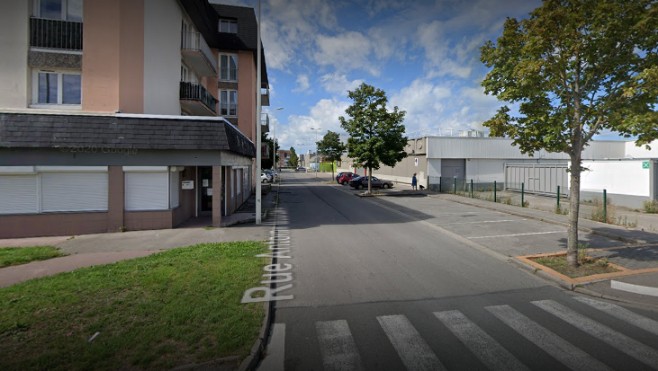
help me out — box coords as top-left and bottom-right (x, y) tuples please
(643, 161), (650, 169)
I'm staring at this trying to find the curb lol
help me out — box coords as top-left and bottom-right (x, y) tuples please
(510, 257), (577, 291)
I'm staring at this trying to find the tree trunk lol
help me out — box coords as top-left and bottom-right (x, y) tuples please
(367, 167), (372, 194)
(567, 152), (582, 267)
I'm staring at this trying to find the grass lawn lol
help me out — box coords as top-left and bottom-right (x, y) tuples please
(0, 241), (267, 370)
(532, 253), (620, 278)
(0, 246), (65, 268)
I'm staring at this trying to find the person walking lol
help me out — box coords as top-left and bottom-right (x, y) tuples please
(411, 173), (417, 190)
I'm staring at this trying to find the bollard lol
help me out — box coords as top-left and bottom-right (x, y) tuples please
(521, 182), (525, 207)
(557, 185), (560, 209)
(603, 189), (607, 223)
(470, 179), (474, 198)
(494, 181), (497, 203)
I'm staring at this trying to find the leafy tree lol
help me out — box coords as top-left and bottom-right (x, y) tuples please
(288, 147), (299, 168)
(260, 132), (279, 170)
(480, 0), (658, 267)
(339, 83), (407, 193)
(316, 130), (347, 182)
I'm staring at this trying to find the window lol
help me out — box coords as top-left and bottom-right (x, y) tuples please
(220, 90), (238, 116)
(180, 64), (198, 84)
(220, 54), (238, 81)
(33, 70), (81, 105)
(35, 0), (83, 21)
(219, 18), (237, 33)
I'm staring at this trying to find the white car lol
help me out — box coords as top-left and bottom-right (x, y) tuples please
(261, 173), (272, 183)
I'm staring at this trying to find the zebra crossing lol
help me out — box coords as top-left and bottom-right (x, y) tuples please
(269, 296), (658, 370)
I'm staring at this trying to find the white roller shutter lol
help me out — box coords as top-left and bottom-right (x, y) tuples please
(125, 172), (169, 211)
(41, 172), (108, 212)
(0, 175), (38, 214)
(170, 170), (180, 208)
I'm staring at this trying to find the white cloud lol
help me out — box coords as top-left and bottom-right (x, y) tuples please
(293, 74), (310, 92)
(320, 73), (364, 96)
(314, 31), (380, 76)
(279, 98), (350, 153)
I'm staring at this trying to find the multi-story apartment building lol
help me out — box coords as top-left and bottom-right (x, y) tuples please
(0, 0), (270, 238)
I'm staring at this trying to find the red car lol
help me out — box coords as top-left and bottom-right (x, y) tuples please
(337, 172), (359, 185)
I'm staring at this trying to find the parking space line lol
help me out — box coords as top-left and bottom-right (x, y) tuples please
(468, 231), (564, 239)
(441, 219), (526, 225)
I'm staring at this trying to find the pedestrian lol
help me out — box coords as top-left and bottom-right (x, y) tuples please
(411, 173), (417, 190)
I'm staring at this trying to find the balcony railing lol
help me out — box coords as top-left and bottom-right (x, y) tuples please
(181, 31), (217, 77)
(180, 81), (217, 115)
(30, 17), (83, 51)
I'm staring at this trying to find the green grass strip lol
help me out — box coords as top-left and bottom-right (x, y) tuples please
(0, 246), (65, 268)
(0, 241), (267, 370)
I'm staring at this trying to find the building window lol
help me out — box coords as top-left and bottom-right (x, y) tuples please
(33, 70), (81, 106)
(35, 0), (83, 21)
(219, 54), (238, 81)
(219, 18), (237, 33)
(219, 90), (238, 116)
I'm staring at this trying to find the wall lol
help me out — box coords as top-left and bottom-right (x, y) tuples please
(0, 212), (109, 238)
(579, 160), (650, 196)
(237, 50), (256, 140)
(143, 0), (181, 115)
(0, 0), (29, 108)
(466, 159), (506, 182)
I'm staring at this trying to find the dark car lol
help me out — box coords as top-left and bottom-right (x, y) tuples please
(295, 167), (306, 172)
(349, 176), (394, 189)
(337, 172), (359, 185)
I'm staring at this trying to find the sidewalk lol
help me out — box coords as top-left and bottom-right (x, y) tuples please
(0, 187), (277, 288)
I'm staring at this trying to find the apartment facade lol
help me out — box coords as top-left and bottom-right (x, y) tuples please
(0, 0), (269, 238)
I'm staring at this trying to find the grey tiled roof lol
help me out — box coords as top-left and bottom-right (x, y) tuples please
(0, 112), (255, 157)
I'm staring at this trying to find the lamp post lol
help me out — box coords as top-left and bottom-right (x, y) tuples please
(273, 107), (283, 171)
(255, 0), (262, 224)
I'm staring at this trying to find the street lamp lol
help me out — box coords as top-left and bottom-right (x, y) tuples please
(272, 107), (283, 170)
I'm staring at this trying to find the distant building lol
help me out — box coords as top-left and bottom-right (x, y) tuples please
(0, 0), (270, 238)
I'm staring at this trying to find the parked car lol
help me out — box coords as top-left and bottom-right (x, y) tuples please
(295, 167), (306, 172)
(264, 169), (279, 181)
(335, 172), (355, 184)
(349, 176), (394, 189)
(261, 172), (272, 183)
(337, 172), (359, 185)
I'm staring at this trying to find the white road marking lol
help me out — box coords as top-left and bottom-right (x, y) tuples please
(377, 314), (446, 371)
(486, 305), (611, 371)
(533, 300), (658, 369)
(258, 323), (286, 371)
(441, 219), (527, 225)
(610, 280), (658, 298)
(316, 320), (364, 371)
(468, 231), (564, 239)
(434, 310), (528, 371)
(574, 296), (658, 336)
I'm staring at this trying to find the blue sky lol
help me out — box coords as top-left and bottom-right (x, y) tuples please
(221, 0), (549, 154)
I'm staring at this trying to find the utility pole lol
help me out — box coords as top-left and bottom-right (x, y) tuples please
(255, 0), (262, 224)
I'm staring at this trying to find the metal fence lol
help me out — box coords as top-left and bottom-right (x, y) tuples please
(30, 17), (83, 50)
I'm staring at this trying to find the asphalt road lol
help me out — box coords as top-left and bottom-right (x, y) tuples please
(259, 172), (658, 371)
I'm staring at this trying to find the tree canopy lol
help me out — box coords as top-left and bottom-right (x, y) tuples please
(339, 83), (407, 193)
(480, 0), (658, 266)
(288, 147), (299, 168)
(316, 130), (347, 181)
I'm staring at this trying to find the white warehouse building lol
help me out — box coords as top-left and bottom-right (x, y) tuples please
(341, 137), (658, 209)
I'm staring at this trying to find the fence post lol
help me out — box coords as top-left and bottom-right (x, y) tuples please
(494, 181), (497, 203)
(470, 179), (474, 198)
(521, 182), (525, 207)
(439, 177), (442, 193)
(557, 185), (560, 209)
(453, 177), (457, 194)
(603, 189), (607, 223)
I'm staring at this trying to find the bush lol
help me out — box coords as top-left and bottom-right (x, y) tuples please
(643, 199), (658, 213)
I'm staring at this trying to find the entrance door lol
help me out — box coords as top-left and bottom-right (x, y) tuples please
(199, 167), (212, 214)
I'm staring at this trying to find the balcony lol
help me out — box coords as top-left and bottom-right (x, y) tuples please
(181, 31), (217, 77)
(180, 82), (218, 116)
(261, 87), (270, 107)
(30, 17), (83, 51)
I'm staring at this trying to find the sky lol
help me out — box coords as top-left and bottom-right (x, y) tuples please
(218, 0), (550, 155)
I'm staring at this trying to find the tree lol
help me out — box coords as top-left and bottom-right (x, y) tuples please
(288, 147), (299, 168)
(480, 0), (658, 267)
(339, 83), (408, 193)
(316, 130), (347, 182)
(260, 132), (279, 170)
